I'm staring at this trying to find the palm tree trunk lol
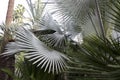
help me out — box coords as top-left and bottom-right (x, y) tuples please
(0, 0), (15, 80)
(5, 0), (14, 25)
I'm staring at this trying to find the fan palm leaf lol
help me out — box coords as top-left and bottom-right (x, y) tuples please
(39, 0), (113, 43)
(44, 0), (95, 24)
(15, 54), (55, 80)
(2, 28), (69, 74)
(36, 13), (77, 49)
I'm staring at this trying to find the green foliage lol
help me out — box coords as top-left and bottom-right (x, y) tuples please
(2, 0), (120, 80)
(66, 36), (120, 80)
(13, 4), (25, 23)
(1, 68), (15, 79)
(105, 0), (120, 32)
(15, 54), (55, 80)
(26, 0), (44, 28)
(3, 28), (69, 75)
(1, 53), (56, 80)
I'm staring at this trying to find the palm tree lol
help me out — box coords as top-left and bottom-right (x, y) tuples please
(2, 0), (120, 80)
(39, 0), (120, 80)
(0, 0), (15, 80)
(1, 0), (70, 80)
(5, 0), (14, 25)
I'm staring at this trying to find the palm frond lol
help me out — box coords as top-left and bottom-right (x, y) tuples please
(2, 28), (69, 74)
(106, 0), (120, 32)
(36, 13), (78, 49)
(33, 29), (56, 35)
(26, 0), (43, 20)
(40, 32), (67, 50)
(81, 37), (118, 66)
(42, 0), (113, 38)
(65, 35), (120, 80)
(15, 54), (55, 80)
(40, 13), (63, 34)
(26, 0), (45, 29)
(46, 0), (95, 24)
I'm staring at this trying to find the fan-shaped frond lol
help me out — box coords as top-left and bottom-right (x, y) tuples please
(15, 54), (55, 80)
(36, 13), (79, 49)
(40, 13), (63, 34)
(3, 28), (69, 74)
(44, 0), (95, 24)
(40, 32), (67, 49)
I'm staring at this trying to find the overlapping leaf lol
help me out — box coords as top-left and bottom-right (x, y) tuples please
(3, 28), (69, 74)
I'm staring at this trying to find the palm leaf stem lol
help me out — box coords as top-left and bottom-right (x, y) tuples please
(95, 0), (105, 38)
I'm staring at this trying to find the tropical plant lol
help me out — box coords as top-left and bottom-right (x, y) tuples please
(39, 0), (120, 80)
(13, 4), (25, 23)
(0, 0), (15, 80)
(26, 0), (45, 29)
(2, 27), (69, 79)
(2, 0), (120, 80)
(65, 0), (120, 80)
(1, 0), (70, 79)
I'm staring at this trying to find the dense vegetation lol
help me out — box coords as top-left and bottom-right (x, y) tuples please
(1, 0), (120, 80)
